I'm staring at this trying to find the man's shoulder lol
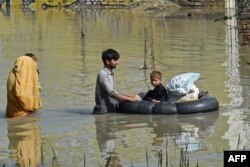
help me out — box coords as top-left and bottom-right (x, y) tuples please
(99, 68), (107, 75)
(99, 68), (112, 76)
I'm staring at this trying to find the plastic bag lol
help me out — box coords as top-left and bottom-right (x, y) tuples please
(167, 73), (200, 96)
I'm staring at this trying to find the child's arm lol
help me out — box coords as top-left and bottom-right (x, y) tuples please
(143, 90), (154, 101)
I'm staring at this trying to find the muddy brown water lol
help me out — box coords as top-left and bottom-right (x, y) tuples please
(0, 6), (250, 167)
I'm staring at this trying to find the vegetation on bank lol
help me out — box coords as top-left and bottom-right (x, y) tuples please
(0, 0), (226, 12)
(0, 0), (179, 9)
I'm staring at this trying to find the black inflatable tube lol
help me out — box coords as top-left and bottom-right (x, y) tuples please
(153, 102), (177, 114)
(176, 95), (219, 114)
(117, 95), (219, 114)
(118, 100), (154, 114)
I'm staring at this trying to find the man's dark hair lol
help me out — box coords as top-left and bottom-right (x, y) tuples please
(102, 49), (120, 64)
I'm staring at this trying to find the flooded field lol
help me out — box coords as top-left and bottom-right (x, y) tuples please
(0, 4), (250, 167)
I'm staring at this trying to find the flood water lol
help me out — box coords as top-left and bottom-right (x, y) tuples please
(0, 4), (250, 167)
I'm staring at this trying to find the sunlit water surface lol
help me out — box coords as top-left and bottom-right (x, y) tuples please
(0, 6), (250, 167)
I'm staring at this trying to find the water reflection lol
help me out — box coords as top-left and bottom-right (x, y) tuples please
(176, 112), (219, 151)
(22, 6), (35, 17)
(0, 6), (10, 16)
(6, 117), (41, 166)
(222, 0), (250, 150)
(94, 112), (219, 165)
(95, 114), (123, 166)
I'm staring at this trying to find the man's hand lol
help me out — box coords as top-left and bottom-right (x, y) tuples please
(130, 95), (141, 101)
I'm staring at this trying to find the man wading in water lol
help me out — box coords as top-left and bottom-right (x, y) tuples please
(93, 48), (140, 114)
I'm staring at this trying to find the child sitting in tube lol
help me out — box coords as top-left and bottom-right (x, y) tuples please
(142, 71), (168, 103)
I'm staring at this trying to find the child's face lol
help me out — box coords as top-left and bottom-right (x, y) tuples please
(150, 77), (161, 87)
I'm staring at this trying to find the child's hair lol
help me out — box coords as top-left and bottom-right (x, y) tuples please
(102, 49), (120, 64)
(150, 71), (162, 80)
